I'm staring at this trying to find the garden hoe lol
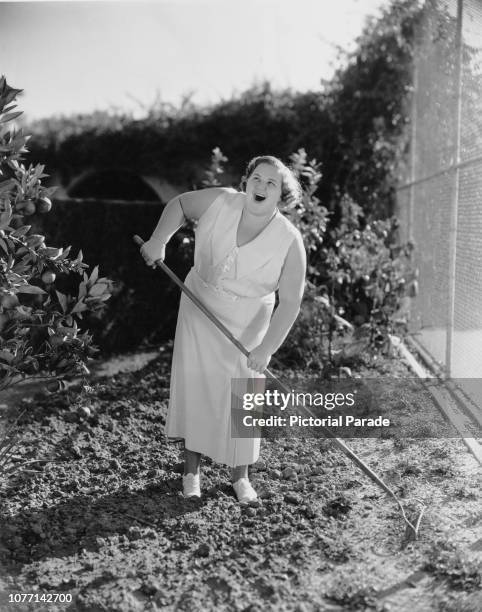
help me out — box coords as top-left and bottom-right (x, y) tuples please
(134, 235), (425, 543)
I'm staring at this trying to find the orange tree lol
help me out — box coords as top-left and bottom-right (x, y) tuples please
(0, 77), (111, 392)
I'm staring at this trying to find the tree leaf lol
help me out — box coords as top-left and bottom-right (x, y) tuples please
(56, 246), (70, 260)
(89, 282), (108, 297)
(0, 178), (16, 195)
(55, 291), (68, 314)
(71, 301), (87, 314)
(0, 111), (23, 124)
(11, 225), (31, 237)
(43, 247), (62, 259)
(4, 87), (23, 106)
(0, 211), (12, 228)
(90, 265), (99, 284)
(0, 350), (15, 363)
(78, 281), (87, 299)
(16, 284), (46, 295)
(1, 103), (17, 115)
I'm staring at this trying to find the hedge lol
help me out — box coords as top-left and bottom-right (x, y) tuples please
(31, 197), (193, 354)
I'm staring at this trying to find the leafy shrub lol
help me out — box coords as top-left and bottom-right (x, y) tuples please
(0, 77), (111, 391)
(201, 146), (228, 189)
(275, 281), (353, 372)
(323, 196), (414, 342)
(275, 150), (415, 371)
(284, 149), (330, 257)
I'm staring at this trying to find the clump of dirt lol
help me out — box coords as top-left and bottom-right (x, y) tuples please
(0, 350), (480, 611)
(424, 540), (481, 592)
(326, 569), (378, 610)
(322, 494), (353, 518)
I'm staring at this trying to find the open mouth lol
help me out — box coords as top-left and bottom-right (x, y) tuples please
(254, 194), (266, 202)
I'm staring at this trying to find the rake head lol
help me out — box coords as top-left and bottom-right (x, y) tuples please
(401, 498), (426, 543)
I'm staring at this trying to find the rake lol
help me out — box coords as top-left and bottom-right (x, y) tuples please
(134, 235), (425, 541)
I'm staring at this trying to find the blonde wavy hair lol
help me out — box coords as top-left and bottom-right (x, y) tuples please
(240, 155), (302, 208)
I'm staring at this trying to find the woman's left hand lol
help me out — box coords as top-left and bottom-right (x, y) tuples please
(247, 345), (272, 374)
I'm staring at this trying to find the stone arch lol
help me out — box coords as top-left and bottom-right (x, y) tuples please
(66, 169), (164, 201)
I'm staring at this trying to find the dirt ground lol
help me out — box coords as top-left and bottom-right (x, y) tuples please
(0, 349), (480, 612)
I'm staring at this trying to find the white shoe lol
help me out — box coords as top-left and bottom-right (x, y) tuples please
(233, 478), (257, 503)
(182, 473), (201, 498)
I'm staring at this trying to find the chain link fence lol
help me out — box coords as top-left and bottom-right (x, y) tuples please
(397, 0), (482, 384)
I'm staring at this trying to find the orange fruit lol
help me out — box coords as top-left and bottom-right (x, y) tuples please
(41, 271), (56, 284)
(0, 294), (19, 309)
(36, 197), (52, 213)
(23, 201), (37, 216)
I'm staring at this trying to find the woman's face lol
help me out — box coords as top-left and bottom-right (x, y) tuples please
(245, 162), (283, 217)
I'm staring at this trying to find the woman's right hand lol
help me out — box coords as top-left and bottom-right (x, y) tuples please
(140, 239), (166, 268)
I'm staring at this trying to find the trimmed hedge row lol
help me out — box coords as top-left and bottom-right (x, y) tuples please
(32, 198), (193, 354)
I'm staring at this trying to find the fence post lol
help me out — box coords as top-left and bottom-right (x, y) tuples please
(445, 0), (464, 377)
(408, 62), (418, 242)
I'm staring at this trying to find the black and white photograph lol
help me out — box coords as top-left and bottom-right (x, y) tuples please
(0, 0), (481, 610)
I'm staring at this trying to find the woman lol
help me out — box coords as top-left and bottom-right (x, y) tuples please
(140, 156), (306, 503)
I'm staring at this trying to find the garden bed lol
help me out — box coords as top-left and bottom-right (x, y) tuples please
(0, 350), (480, 611)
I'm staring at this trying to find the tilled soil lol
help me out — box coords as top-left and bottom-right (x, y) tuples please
(0, 352), (481, 612)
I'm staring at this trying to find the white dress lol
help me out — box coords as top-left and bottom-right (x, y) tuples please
(165, 189), (301, 467)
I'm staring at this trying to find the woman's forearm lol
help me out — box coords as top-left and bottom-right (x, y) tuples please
(150, 196), (186, 245)
(259, 300), (301, 355)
